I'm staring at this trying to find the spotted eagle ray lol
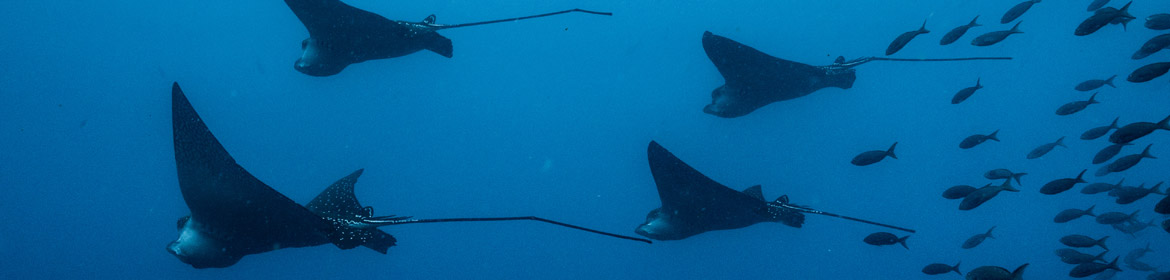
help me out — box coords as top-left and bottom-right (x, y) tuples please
(701, 31), (1012, 118)
(284, 0), (611, 76)
(166, 82), (647, 268)
(634, 141), (915, 241)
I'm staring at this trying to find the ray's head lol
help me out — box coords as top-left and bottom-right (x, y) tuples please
(703, 85), (752, 118)
(294, 38), (346, 77)
(634, 208), (693, 241)
(166, 215), (241, 269)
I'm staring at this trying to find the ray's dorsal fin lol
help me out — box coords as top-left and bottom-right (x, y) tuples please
(743, 185), (765, 201)
(171, 82), (334, 250)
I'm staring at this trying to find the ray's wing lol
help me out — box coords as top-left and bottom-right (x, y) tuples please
(701, 31), (827, 90)
(284, 0), (395, 38)
(172, 83), (332, 249)
(306, 169), (398, 253)
(647, 141), (760, 211)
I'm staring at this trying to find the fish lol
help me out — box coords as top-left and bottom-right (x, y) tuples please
(1112, 219), (1158, 236)
(887, 20), (930, 55)
(1060, 234), (1110, 250)
(1096, 144), (1155, 176)
(1157, 191), (1170, 214)
(966, 263), (1028, 280)
(1069, 257), (1121, 278)
(1075, 76), (1117, 91)
(941, 16), (982, 45)
(1027, 136), (1066, 159)
(923, 262), (963, 276)
(283, 0), (611, 76)
(1148, 14), (1170, 30)
(1150, 272), (1170, 280)
(1164, 219), (1170, 234)
(1088, 0), (1111, 11)
(864, 232), (909, 249)
(1075, 2), (1135, 36)
(1054, 205), (1097, 223)
(1056, 92), (1100, 116)
(944, 185), (980, 199)
(1095, 210), (1139, 225)
(852, 142), (898, 166)
(1132, 34), (1170, 59)
(1123, 243), (1153, 265)
(973, 21), (1024, 46)
(960, 180), (1021, 210)
(1093, 143), (1132, 164)
(1109, 114), (1170, 144)
(700, 31), (1010, 118)
(1082, 179), (1124, 194)
(985, 169), (1027, 185)
(1110, 182), (1163, 204)
(952, 78), (985, 104)
(637, 141), (915, 240)
(960, 129), (999, 149)
(1127, 62), (1170, 83)
(961, 226), (996, 249)
(1056, 249), (1107, 264)
(1081, 117), (1119, 140)
(1002, 0), (1041, 24)
(1040, 169), (1087, 195)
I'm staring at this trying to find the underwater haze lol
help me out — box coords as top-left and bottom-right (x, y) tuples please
(3, 0), (1170, 279)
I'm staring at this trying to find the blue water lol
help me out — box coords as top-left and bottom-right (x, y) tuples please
(2, 0), (1169, 279)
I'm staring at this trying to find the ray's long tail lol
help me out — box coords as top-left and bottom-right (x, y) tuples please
(775, 203), (917, 233)
(363, 216), (653, 244)
(870, 57), (1013, 62)
(431, 9), (612, 30)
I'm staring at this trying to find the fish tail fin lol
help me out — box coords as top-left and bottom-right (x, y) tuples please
(969, 16), (981, 27)
(1106, 256), (1121, 271)
(1089, 92), (1099, 104)
(919, 19), (930, 33)
(1076, 169), (1087, 183)
(886, 142), (898, 159)
(897, 235), (910, 249)
(1153, 182), (1165, 195)
(975, 77), (983, 88)
(426, 34), (454, 58)
(1010, 21), (1023, 33)
(1094, 251), (1107, 262)
(1085, 205), (1096, 217)
(985, 226), (996, 238)
(1097, 236), (1109, 250)
(1056, 136), (1067, 147)
(988, 129), (999, 141)
(1109, 116), (1120, 128)
(1003, 182), (1020, 192)
(1143, 144), (1155, 159)
(1105, 75), (1117, 88)
(1011, 264), (1029, 279)
(1012, 172), (1027, 185)
(1158, 114), (1170, 130)
(953, 261), (962, 275)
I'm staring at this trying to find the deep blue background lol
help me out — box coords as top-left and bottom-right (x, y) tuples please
(2, 0), (1169, 279)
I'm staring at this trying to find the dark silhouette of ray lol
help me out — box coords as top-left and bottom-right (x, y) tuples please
(701, 31), (1011, 118)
